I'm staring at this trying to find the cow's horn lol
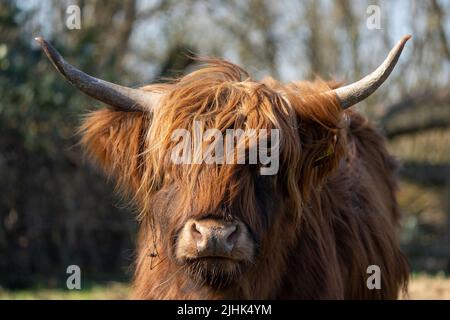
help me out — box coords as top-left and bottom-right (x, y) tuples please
(35, 37), (159, 112)
(333, 35), (411, 109)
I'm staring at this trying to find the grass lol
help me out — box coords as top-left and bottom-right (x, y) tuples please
(0, 281), (130, 300)
(1, 275), (450, 299)
(404, 273), (450, 300)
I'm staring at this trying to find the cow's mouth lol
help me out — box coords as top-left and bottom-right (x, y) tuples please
(183, 257), (244, 289)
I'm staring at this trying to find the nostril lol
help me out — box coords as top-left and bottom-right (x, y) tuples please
(191, 222), (203, 241)
(226, 225), (239, 248)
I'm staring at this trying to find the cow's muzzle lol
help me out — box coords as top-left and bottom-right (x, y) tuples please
(175, 217), (255, 288)
(175, 218), (255, 263)
(190, 219), (238, 257)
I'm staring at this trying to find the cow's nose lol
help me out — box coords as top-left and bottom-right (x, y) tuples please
(190, 219), (239, 257)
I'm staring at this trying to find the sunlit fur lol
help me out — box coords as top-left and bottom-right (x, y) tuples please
(79, 59), (409, 299)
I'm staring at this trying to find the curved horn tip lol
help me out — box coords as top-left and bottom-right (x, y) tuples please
(398, 34), (412, 47)
(334, 34), (412, 109)
(34, 37), (55, 61)
(402, 34), (412, 42)
(34, 37), (47, 48)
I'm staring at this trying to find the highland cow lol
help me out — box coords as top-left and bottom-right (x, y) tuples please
(36, 35), (411, 299)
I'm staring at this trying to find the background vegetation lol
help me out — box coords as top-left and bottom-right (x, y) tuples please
(1, 0), (449, 298)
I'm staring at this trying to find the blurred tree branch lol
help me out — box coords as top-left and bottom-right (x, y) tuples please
(337, 0), (361, 79)
(385, 119), (450, 139)
(136, 0), (170, 20)
(381, 88), (450, 123)
(430, 0), (450, 60)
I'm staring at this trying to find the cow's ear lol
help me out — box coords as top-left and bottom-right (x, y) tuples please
(296, 117), (346, 196)
(285, 81), (347, 194)
(79, 108), (150, 195)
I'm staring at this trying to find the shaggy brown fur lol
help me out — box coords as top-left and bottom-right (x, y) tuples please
(79, 59), (409, 299)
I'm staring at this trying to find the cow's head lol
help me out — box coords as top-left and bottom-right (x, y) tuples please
(36, 36), (410, 296)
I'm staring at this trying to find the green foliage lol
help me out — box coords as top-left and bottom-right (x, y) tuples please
(0, 1), (136, 289)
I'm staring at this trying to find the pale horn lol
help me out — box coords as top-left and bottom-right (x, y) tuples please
(35, 37), (159, 112)
(333, 35), (411, 109)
